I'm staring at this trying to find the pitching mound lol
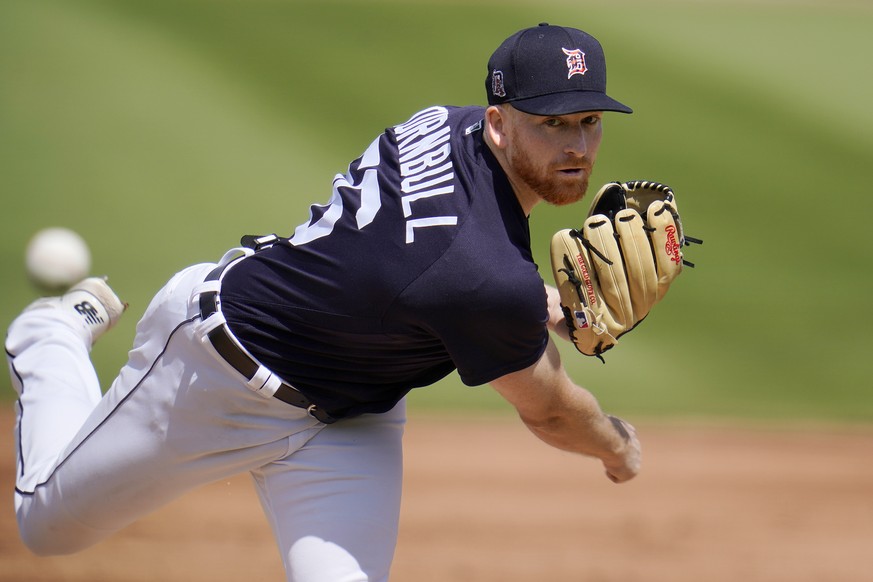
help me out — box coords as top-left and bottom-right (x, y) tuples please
(1, 409), (871, 581)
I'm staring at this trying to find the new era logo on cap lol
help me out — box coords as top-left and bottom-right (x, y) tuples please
(485, 23), (632, 116)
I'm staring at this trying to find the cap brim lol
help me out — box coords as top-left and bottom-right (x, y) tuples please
(510, 91), (632, 115)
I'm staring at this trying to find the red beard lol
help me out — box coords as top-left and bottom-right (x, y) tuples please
(509, 148), (590, 206)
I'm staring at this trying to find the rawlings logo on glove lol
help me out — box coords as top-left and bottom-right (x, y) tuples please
(550, 180), (702, 360)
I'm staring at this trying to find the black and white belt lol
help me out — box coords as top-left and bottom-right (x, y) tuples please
(196, 239), (336, 425)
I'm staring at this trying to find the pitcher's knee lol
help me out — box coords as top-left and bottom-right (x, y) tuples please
(17, 503), (103, 556)
(19, 521), (84, 556)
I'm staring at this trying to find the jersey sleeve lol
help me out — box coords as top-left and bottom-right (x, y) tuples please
(397, 254), (551, 387)
(450, 293), (550, 387)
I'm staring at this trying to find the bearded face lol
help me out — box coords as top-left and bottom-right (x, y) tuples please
(500, 107), (603, 207)
(507, 141), (590, 206)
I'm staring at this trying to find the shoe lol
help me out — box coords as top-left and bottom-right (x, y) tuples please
(24, 277), (127, 345)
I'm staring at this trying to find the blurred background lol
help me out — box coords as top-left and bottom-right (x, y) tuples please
(1, 0), (871, 424)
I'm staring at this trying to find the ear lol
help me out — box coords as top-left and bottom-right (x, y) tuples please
(485, 105), (510, 150)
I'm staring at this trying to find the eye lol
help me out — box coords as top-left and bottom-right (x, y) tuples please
(582, 115), (601, 126)
(544, 118), (563, 127)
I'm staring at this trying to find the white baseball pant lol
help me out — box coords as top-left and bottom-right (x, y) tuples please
(6, 255), (406, 581)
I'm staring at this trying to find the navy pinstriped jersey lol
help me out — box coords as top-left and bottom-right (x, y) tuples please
(220, 105), (549, 418)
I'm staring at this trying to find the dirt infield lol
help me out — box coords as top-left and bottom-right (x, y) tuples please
(1, 408), (871, 581)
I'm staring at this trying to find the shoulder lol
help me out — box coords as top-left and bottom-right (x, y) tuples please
(386, 106), (487, 157)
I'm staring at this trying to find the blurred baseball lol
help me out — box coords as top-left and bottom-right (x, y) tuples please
(25, 227), (92, 291)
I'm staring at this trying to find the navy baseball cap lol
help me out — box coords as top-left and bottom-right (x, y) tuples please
(486, 23), (632, 115)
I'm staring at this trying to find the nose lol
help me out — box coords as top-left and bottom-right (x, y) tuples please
(565, 127), (588, 157)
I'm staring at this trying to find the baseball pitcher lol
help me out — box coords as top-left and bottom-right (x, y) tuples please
(6, 24), (699, 581)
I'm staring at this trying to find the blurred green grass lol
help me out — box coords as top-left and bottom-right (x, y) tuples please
(1, 0), (870, 423)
